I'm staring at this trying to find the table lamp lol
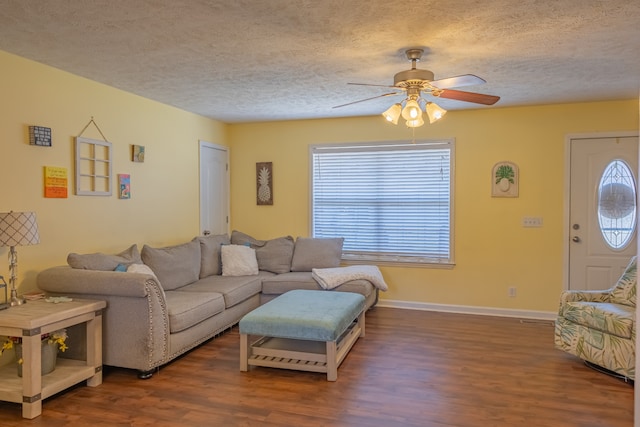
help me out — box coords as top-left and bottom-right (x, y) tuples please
(0, 211), (40, 306)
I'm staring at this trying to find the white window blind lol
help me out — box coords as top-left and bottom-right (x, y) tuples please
(311, 140), (454, 265)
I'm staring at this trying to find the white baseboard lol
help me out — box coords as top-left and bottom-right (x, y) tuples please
(376, 298), (557, 321)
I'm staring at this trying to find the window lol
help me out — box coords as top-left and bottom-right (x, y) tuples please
(310, 140), (454, 265)
(597, 159), (637, 249)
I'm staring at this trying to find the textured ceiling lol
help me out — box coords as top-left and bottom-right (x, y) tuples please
(1, 0), (639, 123)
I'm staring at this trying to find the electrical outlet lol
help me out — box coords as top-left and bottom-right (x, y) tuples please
(522, 217), (543, 227)
(508, 287), (517, 297)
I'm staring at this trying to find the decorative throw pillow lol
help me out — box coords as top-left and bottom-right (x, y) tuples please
(221, 244), (259, 276)
(141, 240), (201, 290)
(291, 237), (344, 272)
(126, 263), (158, 278)
(67, 244), (141, 271)
(197, 234), (230, 278)
(231, 230), (294, 274)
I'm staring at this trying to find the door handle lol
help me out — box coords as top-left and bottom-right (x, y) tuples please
(572, 236), (581, 243)
(203, 230), (211, 236)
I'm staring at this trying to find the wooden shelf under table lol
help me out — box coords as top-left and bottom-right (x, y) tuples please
(0, 358), (96, 403)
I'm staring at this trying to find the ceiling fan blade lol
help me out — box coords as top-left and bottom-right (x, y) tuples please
(347, 82), (399, 89)
(430, 74), (486, 89)
(332, 92), (402, 109)
(437, 89), (500, 105)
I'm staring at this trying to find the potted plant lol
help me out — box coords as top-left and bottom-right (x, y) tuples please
(0, 329), (68, 376)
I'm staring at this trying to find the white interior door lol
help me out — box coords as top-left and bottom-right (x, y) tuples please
(568, 135), (638, 290)
(199, 141), (229, 236)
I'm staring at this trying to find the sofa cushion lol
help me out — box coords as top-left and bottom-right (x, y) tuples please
(563, 301), (635, 339)
(231, 230), (294, 274)
(290, 237), (344, 272)
(180, 273), (266, 308)
(261, 271), (374, 298)
(67, 244), (141, 271)
(164, 290), (225, 333)
(221, 244), (259, 276)
(197, 234), (230, 278)
(141, 240), (201, 290)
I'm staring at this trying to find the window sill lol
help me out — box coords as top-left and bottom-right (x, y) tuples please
(341, 257), (455, 269)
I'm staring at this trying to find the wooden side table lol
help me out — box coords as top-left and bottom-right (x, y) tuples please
(0, 298), (106, 419)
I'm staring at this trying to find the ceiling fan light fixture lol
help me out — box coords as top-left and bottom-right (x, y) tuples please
(405, 116), (425, 128)
(382, 103), (402, 125)
(426, 102), (447, 124)
(401, 99), (422, 121)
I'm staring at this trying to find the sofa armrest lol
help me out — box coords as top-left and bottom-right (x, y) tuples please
(37, 266), (169, 372)
(37, 266), (158, 298)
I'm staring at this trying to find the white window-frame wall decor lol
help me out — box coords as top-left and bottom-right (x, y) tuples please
(75, 136), (113, 196)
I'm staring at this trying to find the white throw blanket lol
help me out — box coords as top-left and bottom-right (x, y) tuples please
(312, 265), (388, 291)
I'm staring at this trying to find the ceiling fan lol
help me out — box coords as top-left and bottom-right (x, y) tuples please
(334, 48), (500, 127)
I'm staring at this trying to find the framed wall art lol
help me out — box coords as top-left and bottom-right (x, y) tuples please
(118, 174), (131, 199)
(492, 161), (519, 197)
(132, 145), (145, 162)
(256, 162), (273, 205)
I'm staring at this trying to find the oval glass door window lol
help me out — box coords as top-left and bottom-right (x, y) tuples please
(597, 159), (637, 249)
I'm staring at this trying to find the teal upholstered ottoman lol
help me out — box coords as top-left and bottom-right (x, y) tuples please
(239, 289), (366, 381)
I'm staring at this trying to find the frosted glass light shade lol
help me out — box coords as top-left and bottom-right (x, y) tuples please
(401, 99), (422, 121)
(426, 102), (447, 123)
(405, 116), (425, 128)
(382, 103), (402, 124)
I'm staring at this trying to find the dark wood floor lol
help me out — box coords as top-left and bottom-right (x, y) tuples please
(0, 307), (633, 426)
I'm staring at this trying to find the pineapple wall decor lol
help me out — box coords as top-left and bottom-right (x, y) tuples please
(256, 162), (273, 205)
(491, 161), (518, 197)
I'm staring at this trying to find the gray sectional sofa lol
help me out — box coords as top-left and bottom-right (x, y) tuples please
(36, 231), (379, 378)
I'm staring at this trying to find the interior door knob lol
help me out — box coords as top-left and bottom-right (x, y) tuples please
(572, 236), (581, 243)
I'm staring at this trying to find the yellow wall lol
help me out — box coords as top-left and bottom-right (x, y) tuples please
(3, 48), (638, 314)
(228, 100), (639, 313)
(0, 50), (227, 293)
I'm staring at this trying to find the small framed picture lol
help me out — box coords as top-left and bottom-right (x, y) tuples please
(118, 174), (131, 199)
(29, 125), (52, 146)
(256, 162), (273, 205)
(492, 161), (519, 197)
(132, 145), (145, 162)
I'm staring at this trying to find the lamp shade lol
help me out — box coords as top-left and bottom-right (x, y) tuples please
(426, 102), (447, 124)
(0, 211), (40, 247)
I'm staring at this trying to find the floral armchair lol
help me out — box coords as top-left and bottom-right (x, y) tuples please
(554, 256), (637, 380)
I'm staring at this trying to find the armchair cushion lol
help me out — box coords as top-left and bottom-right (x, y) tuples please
(610, 257), (637, 307)
(562, 301), (634, 339)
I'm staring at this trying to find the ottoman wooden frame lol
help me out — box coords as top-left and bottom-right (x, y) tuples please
(239, 290), (365, 381)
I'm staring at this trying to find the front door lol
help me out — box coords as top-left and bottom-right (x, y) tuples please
(568, 135), (638, 290)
